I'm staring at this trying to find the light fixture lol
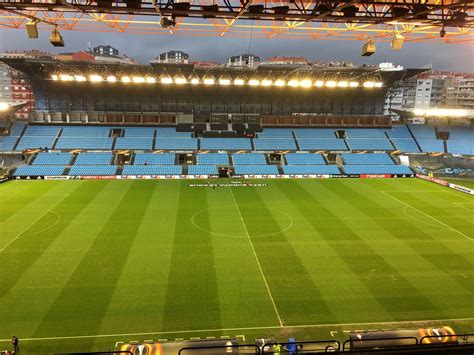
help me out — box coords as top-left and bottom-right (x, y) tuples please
(349, 81), (359, 88)
(175, 77), (187, 84)
(337, 81), (349, 88)
(25, 20), (38, 39)
(161, 77), (173, 84)
(191, 78), (200, 85)
(146, 76), (156, 84)
(261, 79), (273, 87)
(314, 80), (324, 87)
(107, 75), (117, 83)
(375, 82), (383, 88)
(361, 39), (376, 56)
(51, 74), (59, 81)
(0, 102), (8, 111)
(363, 81), (375, 88)
(391, 32), (404, 51)
(440, 26), (446, 38)
(274, 79), (286, 87)
(160, 16), (175, 28)
(203, 78), (215, 85)
(121, 76), (131, 83)
(234, 78), (245, 86)
(219, 78), (231, 86)
(89, 74), (103, 82)
(60, 74), (73, 81)
(248, 79), (260, 86)
(74, 75), (86, 82)
(132, 76), (145, 83)
(50, 27), (64, 47)
(288, 79), (299, 87)
(300, 79), (312, 88)
(326, 80), (337, 87)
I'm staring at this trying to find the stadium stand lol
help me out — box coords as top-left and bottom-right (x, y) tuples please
(74, 153), (113, 165)
(257, 128), (294, 138)
(197, 153), (229, 165)
(282, 165), (340, 175)
(201, 138), (252, 150)
(61, 126), (111, 137)
(23, 125), (60, 136)
(69, 165), (117, 176)
(390, 138), (421, 153)
(232, 153), (267, 165)
(284, 153), (326, 165)
(416, 139), (445, 153)
(55, 137), (114, 150)
(297, 138), (348, 151)
(386, 125), (412, 139)
(341, 153), (394, 165)
(0, 136), (19, 151)
(346, 138), (394, 151)
(122, 165), (182, 175)
(438, 125), (474, 140)
(253, 138), (297, 151)
(233, 165), (280, 175)
(16, 136), (57, 150)
(293, 128), (335, 139)
(343, 165), (413, 175)
(13, 165), (66, 176)
(156, 127), (192, 137)
(408, 124), (436, 139)
(188, 165), (218, 175)
(114, 137), (153, 150)
(10, 122), (26, 136)
(134, 153), (175, 165)
(344, 128), (387, 138)
(446, 140), (474, 155)
(32, 152), (72, 165)
(155, 137), (198, 150)
(123, 127), (155, 137)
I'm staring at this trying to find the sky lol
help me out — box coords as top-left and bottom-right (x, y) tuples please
(1, 27), (473, 72)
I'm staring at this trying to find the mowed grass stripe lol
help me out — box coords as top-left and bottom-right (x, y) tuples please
(0, 181), (60, 222)
(32, 181), (154, 346)
(162, 181), (222, 331)
(279, 180), (448, 321)
(0, 181), (108, 299)
(0, 181), (133, 338)
(232, 185), (338, 326)
(316, 181), (472, 318)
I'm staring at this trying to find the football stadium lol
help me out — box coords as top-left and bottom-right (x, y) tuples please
(0, 1), (473, 353)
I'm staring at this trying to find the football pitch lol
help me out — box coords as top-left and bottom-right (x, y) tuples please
(0, 178), (473, 353)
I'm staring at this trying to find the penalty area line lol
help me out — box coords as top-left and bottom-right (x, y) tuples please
(2, 317), (474, 343)
(380, 191), (473, 242)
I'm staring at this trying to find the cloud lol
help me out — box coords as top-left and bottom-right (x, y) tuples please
(1, 28), (472, 72)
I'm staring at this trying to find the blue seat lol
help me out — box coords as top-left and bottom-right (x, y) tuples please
(10, 123), (26, 136)
(233, 165), (279, 175)
(408, 124), (436, 139)
(122, 165), (182, 175)
(13, 165), (66, 176)
(69, 165), (117, 176)
(232, 154), (267, 165)
(33, 153), (72, 165)
(115, 137), (153, 150)
(386, 125), (412, 139)
(342, 153), (394, 165)
(439, 126), (474, 140)
(446, 140), (474, 155)
(293, 129), (335, 139)
(74, 153), (113, 165)
(200, 138), (252, 150)
(346, 139), (394, 151)
(23, 125), (60, 136)
(344, 129), (387, 138)
(282, 165), (340, 175)
(123, 127), (155, 137)
(188, 165), (218, 175)
(156, 128), (192, 137)
(16, 136), (57, 150)
(61, 126), (111, 137)
(134, 153), (175, 165)
(343, 165), (413, 175)
(197, 153), (229, 165)
(55, 137), (113, 150)
(417, 139), (444, 153)
(297, 139), (347, 151)
(391, 138), (420, 153)
(284, 153), (326, 165)
(253, 138), (297, 151)
(257, 129), (293, 138)
(0, 136), (19, 151)
(155, 138), (198, 150)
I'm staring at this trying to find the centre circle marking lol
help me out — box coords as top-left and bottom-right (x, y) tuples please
(191, 205), (294, 238)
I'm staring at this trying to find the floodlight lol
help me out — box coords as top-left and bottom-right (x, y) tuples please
(219, 79), (231, 86)
(107, 75), (117, 82)
(363, 81), (375, 88)
(362, 39), (376, 56)
(25, 21), (38, 39)
(191, 78), (200, 85)
(51, 74), (59, 81)
(326, 80), (337, 87)
(60, 74), (73, 81)
(337, 81), (349, 88)
(234, 78), (245, 86)
(203, 78), (215, 85)
(288, 79), (299, 87)
(248, 79), (260, 86)
(375, 82), (383, 88)
(391, 32), (404, 51)
(349, 81), (359, 88)
(161, 77), (173, 84)
(300, 79), (312, 88)
(89, 74), (103, 82)
(74, 75), (86, 82)
(261, 79), (273, 87)
(146, 76), (156, 84)
(0, 102), (8, 111)
(132, 76), (145, 83)
(314, 80), (324, 87)
(50, 27), (64, 47)
(274, 79), (286, 87)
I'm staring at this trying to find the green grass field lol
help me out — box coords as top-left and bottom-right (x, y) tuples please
(0, 178), (473, 354)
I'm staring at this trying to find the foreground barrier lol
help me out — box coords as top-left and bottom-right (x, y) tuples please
(417, 174), (474, 195)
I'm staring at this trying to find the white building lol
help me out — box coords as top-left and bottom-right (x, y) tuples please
(227, 54), (260, 68)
